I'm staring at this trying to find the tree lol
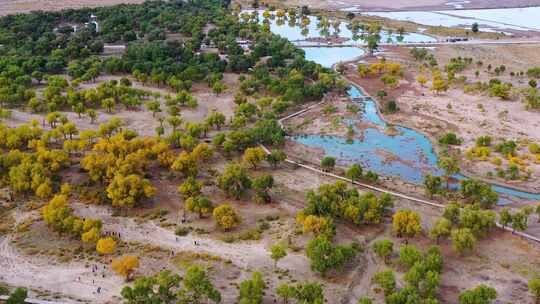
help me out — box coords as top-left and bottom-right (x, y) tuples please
(266, 149), (287, 169)
(87, 109), (98, 124)
(460, 179), (498, 209)
(212, 82), (226, 96)
(217, 163), (252, 199)
(291, 283), (324, 304)
(6, 288), (27, 304)
(106, 174), (156, 208)
(178, 177), (202, 199)
(112, 256), (140, 280)
(306, 235), (356, 276)
(213, 204), (241, 230)
(145, 100), (161, 117)
(346, 164), (363, 183)
(191, 143), (213, 162)
(429, 218), (452, 243)
(321, 156), (336, 171)
(373, 239), (393, 264)
(499, 207), (512, 228)
(357, 298), (373, 304)
(171, 151), (198, 177)
(206, 111), (226, 130)
(238, 272), (266, 304)
(437, 155), (460, 189)
(511, 207), (533, 232)
(276, 283), (295, 304)
(471, 22), (479, 33)
(392, 210), (422, 240)
(178, 265), (221, 303)
(528, 278), (540, 303)
(252, 174), (274, 204)
(372, 269), (396, 295)
(96, 237), (117, 254)
(242, 147), (266, 169)
(270, 244), (287, 268)
(417, 75), (428, 87)
(185, 196), (213, 218)
(431, 77), (448, 95)
(399, 244), (422, 269)
(451, 228), (476, 255)
(424, 174), (443, 198)
(121, 270), (180, 303)
(459, 284), (497, 304)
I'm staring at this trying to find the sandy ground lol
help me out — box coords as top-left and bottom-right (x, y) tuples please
(337, 44), (540, 193)
(235, 0), (540, 12)
(4, 74), (238, 137)
(0, 0), (144, 16)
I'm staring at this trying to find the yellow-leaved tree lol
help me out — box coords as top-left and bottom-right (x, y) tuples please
(96, 237), (117, 254)
(212, 204), (241, 230)
(112, 255), (140, 280)
(106, 174), (155, 208)
(392, 209), (422, 241)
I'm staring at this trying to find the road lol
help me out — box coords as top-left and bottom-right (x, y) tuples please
(292, 39), (540, 48)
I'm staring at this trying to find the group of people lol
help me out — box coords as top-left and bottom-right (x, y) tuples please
(103, 230), (121, 238)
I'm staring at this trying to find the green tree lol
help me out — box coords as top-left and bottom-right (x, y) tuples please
(372, 269), (396, 295)
(399, 244), (422, 269)
(459, 284), (497, 304)
(276, 283), (295, 304)
(451, 228), (476, 255)
(178, 265), (221, 303)
(346, 164), (363, 183)
(270, 244), (287, 268)
(499, 207), (513, 228)
(217, 163), (252, 199)
(357, 297), (373, 304)
(6, 288), (27, 304)
(253, 174), (274, 204)
(372, 239), (393, 264)
(320, 156), (336, 171)
(238, 272), (265, 304)
(528, 278), (540, 303)
(429, 218), (452, 243)
(121, 270), (180, 303)
(266, 149), (287, 169)
(306, 235), (356, 276)
(424, 174), (443, 198)
(185, 196), (213, 218)
(437, 155), (460, 189)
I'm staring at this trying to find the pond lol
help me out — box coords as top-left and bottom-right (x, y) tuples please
(243, 10), (437, 44)
(292, 86), (540, 203)
(364, 7), (540, 32)
(252, 8), (540, 203)
(301, 47), (365, 68)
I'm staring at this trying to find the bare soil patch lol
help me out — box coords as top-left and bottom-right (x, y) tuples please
(0, 0), (144, 16)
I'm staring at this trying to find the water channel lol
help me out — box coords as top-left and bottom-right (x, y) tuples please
(257, 10), (540, 203)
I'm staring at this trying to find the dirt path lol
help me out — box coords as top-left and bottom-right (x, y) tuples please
(77, 204), (311, 273)
(0, 204), (314, 303)
(0, 235), (123, 303)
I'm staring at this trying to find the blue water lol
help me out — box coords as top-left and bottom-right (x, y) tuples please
(302, 47), (365, 68)
(244, 10), (437, 44)
(252, 10), (540, 203)
(293, 86), (540, 203)
(365, 7), (540, 32)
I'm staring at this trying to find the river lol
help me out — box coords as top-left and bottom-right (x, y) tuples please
(252, 9), (540, 203)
